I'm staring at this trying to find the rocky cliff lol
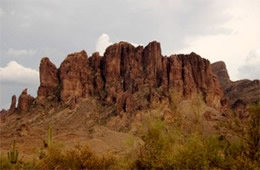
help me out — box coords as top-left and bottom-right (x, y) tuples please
(212, 61), (260, 107)
(10, 41), (225, 114)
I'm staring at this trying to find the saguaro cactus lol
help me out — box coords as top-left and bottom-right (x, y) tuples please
(7, 139), (19, 164)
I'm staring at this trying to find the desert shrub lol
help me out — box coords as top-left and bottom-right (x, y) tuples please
(133, 119), (176, 169)
(0, 154), (12, 170)
(131, 112), (225, 169)
(173, 135), (230, 169)
(169, 89), (181, 114)
(219, 104), (260, 168)
(130, 106), (260, 170)
(191, 93), (204, 125)
(37, 144), (115, 170)
(0, 152), (36, 170)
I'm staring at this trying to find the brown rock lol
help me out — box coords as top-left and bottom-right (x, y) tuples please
(59, 50), (93, 105)
(166, 53), (223, 108)
(17, 89), (34, 114)
(9, 95), (16, 113)
(0, 109), (7, 123)
(116, 91), (134, 113)
(211, 61), (231, 88)
(33, 41), (225, 113)
(231, 99), (249, 119)
(143, 41), (163, 87)
(102, 42), (144, 106)
(212, 61), (260, 106)
(89, 52), (104, 97)
(37, 57), (59, 102)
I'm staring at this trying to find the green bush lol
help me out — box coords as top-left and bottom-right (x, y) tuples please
(219, 104), (260, 168)
(130, 105), (260, 169)
(0, 152), (36, 170)
(37, 145), (115, 170)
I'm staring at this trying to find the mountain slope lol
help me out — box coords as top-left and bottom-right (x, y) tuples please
(212, 61), (260, 106)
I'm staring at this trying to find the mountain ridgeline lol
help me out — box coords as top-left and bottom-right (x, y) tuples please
(212, 61), (260, 107)
(8, 41), (227, 114)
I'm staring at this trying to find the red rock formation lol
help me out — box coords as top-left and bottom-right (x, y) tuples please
(32, 41), (225, 113)
(17, 89), (34, 114)
(0, 109), (7, 123)
(99, 42), (223, 111)
(37, 57), (59, 102)
(59, 50), (93, 105)
(211, 61), (231, 88)
(212, 61), (260, 106)
(9, 95), (16, 113)
(143, 41), (163, 87)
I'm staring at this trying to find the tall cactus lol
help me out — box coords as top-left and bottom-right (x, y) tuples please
(48, 125), (53, 147)
(7, 139), (19, 164)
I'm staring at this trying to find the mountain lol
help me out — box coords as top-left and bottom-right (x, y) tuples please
(211, 61), (260, 107)
(0, 41), (228, 157)
(2, 41), (259, 162)
(8, 41), (225, 115)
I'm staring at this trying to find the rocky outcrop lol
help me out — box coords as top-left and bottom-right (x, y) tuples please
(226, 80), (260, 106)
(13, 41), (225, 114)
(211, 61), (231, 89)
(167, 53), (223, 107)
(37, 57), (59, 102)
(17, 89), (34, 114)
(9, 95), (16, 113)
(59, 50), (93, 105)
(0, 109), (7, 123)
(212, 61), (260, 106)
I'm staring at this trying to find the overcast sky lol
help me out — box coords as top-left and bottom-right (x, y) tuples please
(0, 0), (259, 109)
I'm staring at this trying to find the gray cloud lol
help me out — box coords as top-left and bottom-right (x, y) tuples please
(238, 49), (260, 80)
(0, 0), (258, 109)
(6, 48), (36, 57)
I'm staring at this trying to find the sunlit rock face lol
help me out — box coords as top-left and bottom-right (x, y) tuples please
(21, 41), (226, 114)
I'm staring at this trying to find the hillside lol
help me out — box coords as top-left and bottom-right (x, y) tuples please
(0, 41), (259, 169)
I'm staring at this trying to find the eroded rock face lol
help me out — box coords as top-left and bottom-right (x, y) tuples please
(17, 89), (34, 114)
(212, 61), (260, 106)
(166, 53), (223, 107)
(59, 50), (93, 104)
(211, 61), (231, 88)
(99, 42), (224, 111)
(89, 52), (104, 98)
(225, 80), (260, 105)
(37, 57), (59, 102)
(9, 95), (16, 113)
(32, 41), (225, 113)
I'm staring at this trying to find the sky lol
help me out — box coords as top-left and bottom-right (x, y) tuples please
(0, 0), (259, 109)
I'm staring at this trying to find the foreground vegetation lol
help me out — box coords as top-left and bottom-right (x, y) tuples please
(1, 102), (259, 170)
(128, 105), (260, 169)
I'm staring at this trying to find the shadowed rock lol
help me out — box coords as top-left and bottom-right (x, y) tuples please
(37, 57), (59, 102)
(9, 95), (16, 113)
(17, 89), (34, 114)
